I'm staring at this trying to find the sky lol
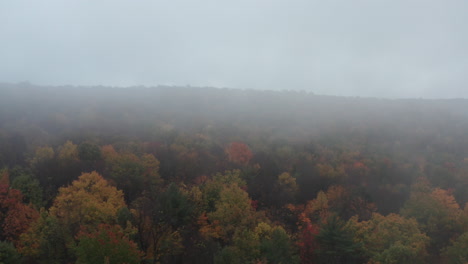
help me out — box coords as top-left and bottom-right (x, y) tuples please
(1, 0), (467, 98)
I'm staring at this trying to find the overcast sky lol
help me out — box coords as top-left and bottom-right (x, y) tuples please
(1, 0), (467, 98)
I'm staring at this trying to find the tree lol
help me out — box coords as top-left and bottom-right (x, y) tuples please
(0, 169), (8, 186)
(225, 142), (253, 166)
(301, 186), (376, 225)
(0, 183), (39, 246)
(30, 146), (54, 168)
(49, 171), (126, 234)
(57, 141), (79, 161)
(207, 183), (257, 242)
(56, 140), (82, 186)
(223, 229), (260, 263)
(75, 224), (142, 264)
(214, 246), (242, 264)
(29, 146), (62, 205)
(78, 142), (102, 171)
(275, 172), (299, 205)
(259, 226), (299, 264)
(19, 210), (69, 264)
(296, 212), (320, 264)
(102, 145), (162, 202)
(325, 185), (376, 221)
(315, 215), (362, 264)
(0, 240), (20, 264)
(351, 213), (429, 264)
(11, 171), (43, 208)
(197, 171), (263, 262)
(131, 183), (195, 263)
(401, 179), (462, 252)
(213, 222), (299, 264)
(21, 172), (128, 263)
(0, 133), (26, 168)
(304, 191), (330, 223)
(442, 232), (468, 264)
(158, 183), (193, 229)
(78, 142), (101, 162)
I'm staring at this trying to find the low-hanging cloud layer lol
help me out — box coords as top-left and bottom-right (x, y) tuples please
(1, 0), (467, 98)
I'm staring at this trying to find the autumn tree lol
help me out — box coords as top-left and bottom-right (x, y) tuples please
(19, 210), (69, 264)
(298, 221), (320, 264)
(302, 186), (376, 223)
(168, 142), (203, 182)
(102, 145), (162, 202)
(30, 146), (55, 168)
(215, 229), (259, 264)
(197, 171), (267, 262)
(49, 171), (126, 234)
(198, 170), (246, 214)
(20, 172), (128, 263)
(0, 240), (20, 264)
(213, 221), (298, 264)
(326, 185), (376, 221)
(225, 142), (253, 166)
(401, 178), (462, 253)
(57, 140), (79, 161)
(0, 181), (39, 246)
(303, 191), (330, 223)
(75, 224), (142, 264)
(316, 163), (346, 184)
(0, 168), (8, 186)
(131, 183), (194, 262)
(275, 172), (299, 205)
(206, 181), (257, 242)
(351, 213), (429, 264)
(10, 167), (43, 208)
(442, 232), (468, 264)
(259, 226), (299, 264)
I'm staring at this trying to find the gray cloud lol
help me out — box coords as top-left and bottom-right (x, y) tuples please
(1, 0), (467, 98)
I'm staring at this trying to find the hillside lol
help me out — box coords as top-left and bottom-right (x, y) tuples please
(1, 83), (468, 263)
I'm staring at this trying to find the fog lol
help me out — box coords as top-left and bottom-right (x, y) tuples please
(2, 2), (468, 261)
(1, 0), (467, 98)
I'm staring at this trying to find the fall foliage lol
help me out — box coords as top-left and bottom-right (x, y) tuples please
(1, 84), (468, 263)
(75, 224), (142, 264)
(226, 142), (253, 166)
(0, 183), (39, 246)
(49, 171), (126, 233)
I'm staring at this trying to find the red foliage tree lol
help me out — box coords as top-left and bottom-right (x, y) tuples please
(297, 213), (319, 264)
(0, 184), (39, 245)
(225, 142), (253, 166)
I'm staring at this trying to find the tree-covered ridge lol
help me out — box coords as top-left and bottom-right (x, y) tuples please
(0, 83), (468, 263)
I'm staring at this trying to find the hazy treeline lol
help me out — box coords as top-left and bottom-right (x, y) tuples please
(0, 83), (468, 263)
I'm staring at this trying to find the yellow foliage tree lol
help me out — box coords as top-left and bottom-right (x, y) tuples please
(57, 141), (79, 161)
(49, 171), (126, 233)
(351, 213), (429, 264)
(401, 179), (462, 251)
(30, 146), (55, 167)
(208, 184), (256, 242)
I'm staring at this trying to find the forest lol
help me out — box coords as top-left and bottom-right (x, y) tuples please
(0, 82), (468, 264)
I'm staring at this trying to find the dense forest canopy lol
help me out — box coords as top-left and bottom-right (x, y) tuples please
(0, 83), (468, 263)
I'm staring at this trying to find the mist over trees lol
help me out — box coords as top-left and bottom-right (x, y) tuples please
(1, 83), (468, 263)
